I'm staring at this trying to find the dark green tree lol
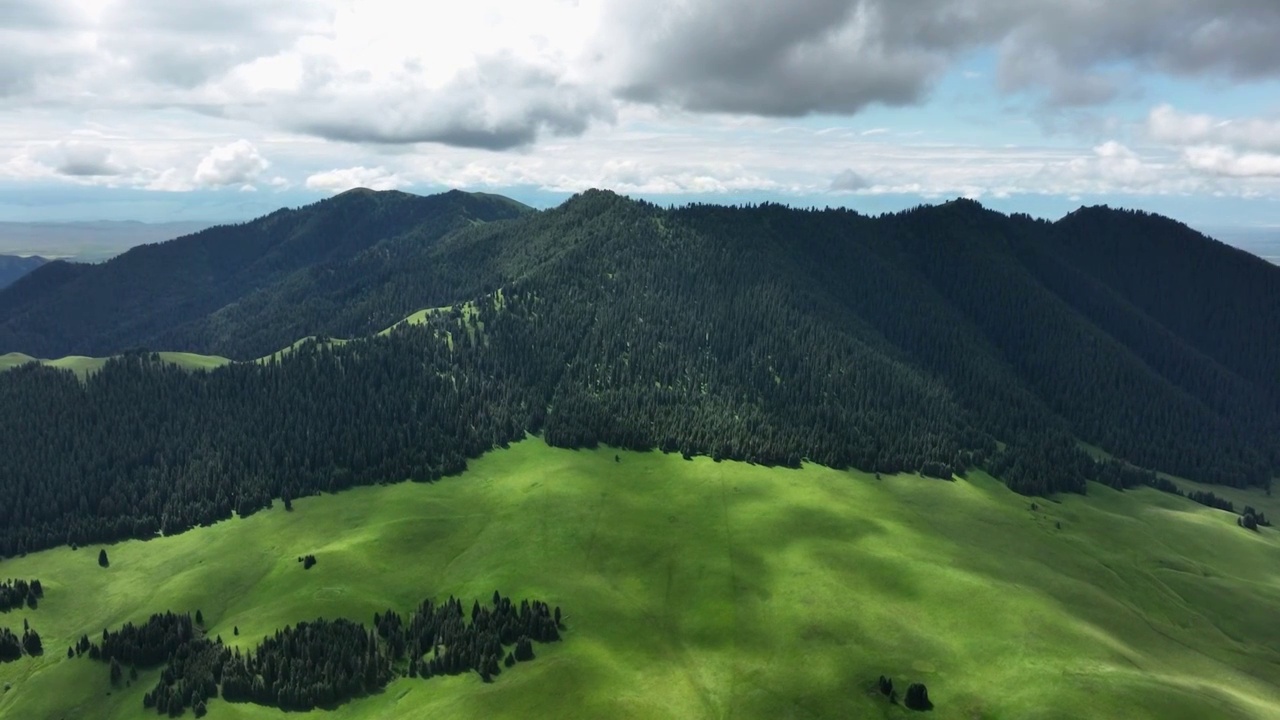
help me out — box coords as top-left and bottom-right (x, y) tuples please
(905, 683), (932, 711)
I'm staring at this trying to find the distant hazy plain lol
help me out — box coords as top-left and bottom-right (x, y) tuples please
(1207, 227), (1280, 265)
(0, 220), (215, 262)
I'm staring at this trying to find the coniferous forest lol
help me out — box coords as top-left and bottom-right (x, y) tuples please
(0, 579), (42, 612)
(79, 594), (562, 716)
(0, 189), (1277, 558)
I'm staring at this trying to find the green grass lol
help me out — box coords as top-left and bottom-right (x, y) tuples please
(0, 302), (465, 377)
(1077, 440), (1280, 520)
(0, 351), (230, 379)
(252, 336), (348, 365)
(1, 440), (1279, 719)
(157, 351), (232, 372)
(379, 297), (491, 350)
(0, 353), (35, 372)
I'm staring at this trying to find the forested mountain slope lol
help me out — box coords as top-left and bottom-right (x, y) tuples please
(0, 254), (47, 289)
(0, 189), (530, 358)
(0, 190), (1276, 557)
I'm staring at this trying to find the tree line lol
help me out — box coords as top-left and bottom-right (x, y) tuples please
(81, 593), (563, 716)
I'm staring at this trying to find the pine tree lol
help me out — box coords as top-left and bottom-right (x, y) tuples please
(904, 683), (932, 711)
(98, 549), (109, 568)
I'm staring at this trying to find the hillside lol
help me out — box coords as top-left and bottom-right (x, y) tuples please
(0, 189), (531, 359)
(0, 254), (48, 289)
(2, 442), (1279, 720)
(0, 190), (1277, 558)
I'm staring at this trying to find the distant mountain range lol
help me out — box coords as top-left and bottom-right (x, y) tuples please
(1, 187), (1278, 555)
(0, 254), (48, 289)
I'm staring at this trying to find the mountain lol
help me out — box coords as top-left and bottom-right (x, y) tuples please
(0, 189), (532, 359)
(0, 189), (1277, 557)
(0, 254), (48, 289)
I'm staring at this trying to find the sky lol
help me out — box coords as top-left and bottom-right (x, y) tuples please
(2, 0), (1280, 230)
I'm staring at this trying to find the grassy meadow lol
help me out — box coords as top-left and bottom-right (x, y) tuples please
(1, 440), (1279, 719)
(0, 351), (231, 379)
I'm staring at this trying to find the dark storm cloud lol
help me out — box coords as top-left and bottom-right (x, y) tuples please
(288, 55), (615, 151)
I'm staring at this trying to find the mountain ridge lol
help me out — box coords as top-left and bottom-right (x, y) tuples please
(0, 187), (1277, 557)
(0, 189), (532, 358)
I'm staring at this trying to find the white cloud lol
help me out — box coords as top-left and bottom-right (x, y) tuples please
(1184, 146), (1280, 177)
(305, 166), (405, 193)
(146, 167), (196, 192)
(193, 140), (269, 187)
(0, 1), (1279, 214)
(1148, 104), (1280, 153)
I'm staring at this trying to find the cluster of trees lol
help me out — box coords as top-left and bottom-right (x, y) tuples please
(375, 592), (562, 682)
(1185, 490), (1236, 513)
(218, 618), (390, 711)
(877, 675), (931, 711)
(0, 628), (20, 662)
(0, 621), (42, 662)
(89, 611), (199, 667)
(143, 638), (223, 717)
(1240, 506), (1271, 531)
(0, 578), (41, 612)
(2, 191), (1279, 559)
(83, 594), (562, 715)
(298, 554), (317, 570)
(904, 683), (932, 711)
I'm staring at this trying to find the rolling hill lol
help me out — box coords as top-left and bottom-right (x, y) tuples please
(2, 441), (1279, 720)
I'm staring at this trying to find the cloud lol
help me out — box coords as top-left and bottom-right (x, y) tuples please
(2, 0), (1280, 219)
(285, 54), (614, 150)
(595, 0), (949, 115)
(592, 0), (1280, 114)
(146, 168), (196, 192)
(193, 140), (269, 187)
(305, 166), (405, 193)
(1184, 146), (1280, 178)
(4, 0), (1280, 149)
(50, 142), (124, 177)
(1148, 105), (1280, 153)
(830, 169), (871, 191)
(99, 0), (333, 89)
